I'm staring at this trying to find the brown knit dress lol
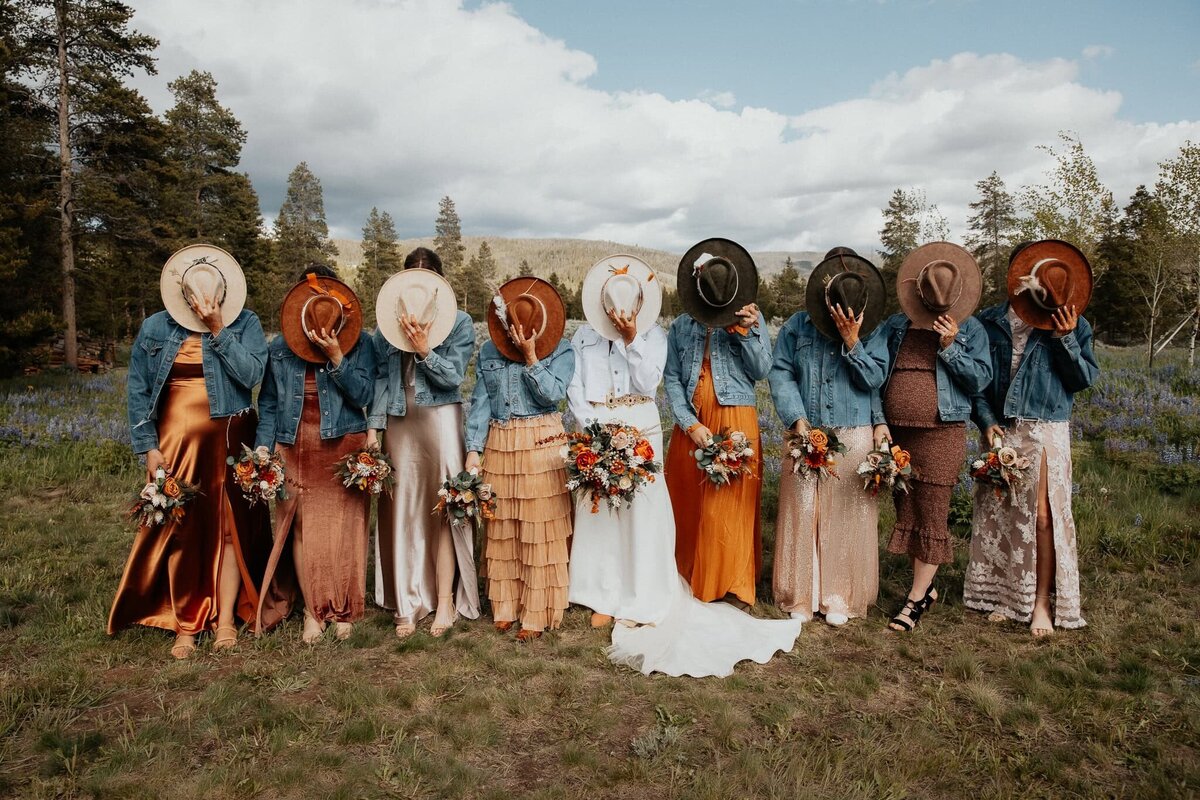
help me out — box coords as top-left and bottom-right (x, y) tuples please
(883, 329), (964, 565)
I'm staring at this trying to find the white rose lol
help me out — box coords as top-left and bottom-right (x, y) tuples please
(997, 447), (1018, 467)
(140, 484), (156, 501)
(254, 445), (270, 461)
(618, 476), (632, 490)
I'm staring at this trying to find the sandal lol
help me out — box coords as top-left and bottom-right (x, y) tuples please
(431, 596), (458, 638)
(515, 628), (542, 642)
(889, 587), (938, 633)
(394, 622), (417, 640)
(212, 624), (239, 651)
(170, 634), (196, 660)
(494, 620), (515, 633)
(335, 622), (354, 641)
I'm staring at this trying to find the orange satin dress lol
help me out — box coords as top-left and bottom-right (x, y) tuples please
(108, 336), (271, 635)
(665, 346), (763, 605)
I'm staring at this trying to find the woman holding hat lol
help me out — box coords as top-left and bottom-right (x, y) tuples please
(367, 247), (480, 639)
(254, 265), (376, 643)
(465, 276), (575, 641)
(965, 240), (1098, 636)
(878, 242), (991, 632)
(769, 247), (890, 626)
(111, 244), (272, 659)
(664, 238), (772, 607)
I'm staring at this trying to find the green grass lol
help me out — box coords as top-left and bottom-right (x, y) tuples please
(0, 357), (1198, 798)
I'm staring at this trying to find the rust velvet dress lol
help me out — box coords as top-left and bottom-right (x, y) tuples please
(108, 336), (270, 635)
(256, 368), (369, 628)
(665, 353), (762, 605)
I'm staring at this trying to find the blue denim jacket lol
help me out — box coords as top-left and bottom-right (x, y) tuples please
(464, 339), (576, 454)
(663, 313), (772, 430)
(769, 312), (888, 429)
(367, 311), (475, 428)
(972, 303), (1099, 430)
(880, 313), (992, 424)
(254, 332), (375, 448)
(127, 309), (268, 454)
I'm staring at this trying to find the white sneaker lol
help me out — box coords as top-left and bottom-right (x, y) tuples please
(824, 612), (849, 627)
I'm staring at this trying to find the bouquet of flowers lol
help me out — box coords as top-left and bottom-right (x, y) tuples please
(129, 467), (199, 528)
(694, 428), (755, 487)
(335, 445), (395, 496)
(785, 426), (847, 479)
(562, 421), (661, 513)
(969, 437), (1033, 500)
(435, 469), (497, 524)
(228, 444), (288, 506)
(856, 440), (914, 496)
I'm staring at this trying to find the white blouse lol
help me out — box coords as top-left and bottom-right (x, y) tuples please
(566, 323), (668, 426)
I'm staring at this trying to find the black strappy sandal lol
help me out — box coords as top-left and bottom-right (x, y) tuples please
(889, 586), (938, 632)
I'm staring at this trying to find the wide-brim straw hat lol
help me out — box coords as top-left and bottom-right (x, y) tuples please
(486, 276), (567, 363)
(280, 273), (363, 363)
(580, 254), (662, 342)
(375, 268), (459, 352)
(159, 244), (247, 333)
(1007, 239), (1093, 330)
(897, 241), (983, 329)
(805, 248), (886, 341)
(677, 238), (759, 328)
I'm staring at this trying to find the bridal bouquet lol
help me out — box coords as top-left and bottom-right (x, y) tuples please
(562, 421), (661, 513)
(785, 427), (847, 479)
(694, 428), (755, 487)
(130, 467), (199, 528)
(856, 441), (913, 496)
(335, 445), (395, 496)
(435, 469), (497, 524)
(228, 444), (288, 506)
(969, 437), (1032, 500)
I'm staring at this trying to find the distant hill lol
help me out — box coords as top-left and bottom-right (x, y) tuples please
(334, 237), (836, 287)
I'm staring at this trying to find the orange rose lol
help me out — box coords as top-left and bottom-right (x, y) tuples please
(357, 452), (377, 467)
(634, 440), (654, 461)
(891, 447), (911, 469)
(162, 477), (181, 498)
(576, 450), (599, 470)
(610, 459), (627, 475)
(808, 429), (829, 449)
(235, 461), (255, 482)
(720, 438), (736, 453)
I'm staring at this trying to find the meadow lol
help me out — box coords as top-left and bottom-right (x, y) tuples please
(0, 344), (1197, 799)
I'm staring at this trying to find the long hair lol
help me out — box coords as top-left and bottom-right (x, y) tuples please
(298, 263), (339, 282)
(404, 247), (444, 276)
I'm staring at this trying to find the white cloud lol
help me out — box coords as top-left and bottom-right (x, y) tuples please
(1082, 44), (1115, 60)
(129, 1), (1200, 255)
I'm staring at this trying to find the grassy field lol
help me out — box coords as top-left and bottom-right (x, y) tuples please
(0, 348), (1197, 799)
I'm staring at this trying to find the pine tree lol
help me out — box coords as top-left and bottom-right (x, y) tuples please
(966, 172), (1018, 306)
(769, 256), (806, 321)
(269, 161), (337, 315)
(358, 207), (402, 327)
(878, 188), (921, 315)
(459, 241), (500, 317)
(434, 194), (465, 271)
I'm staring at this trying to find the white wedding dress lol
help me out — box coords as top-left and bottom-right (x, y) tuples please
(567, 325), (801, 677)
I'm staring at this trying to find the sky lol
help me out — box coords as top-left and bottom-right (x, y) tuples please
(127, 0), (1200, 254)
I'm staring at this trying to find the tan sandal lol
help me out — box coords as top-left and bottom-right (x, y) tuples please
(335, 622), (354, 641)
(212, 625), (238, 651)
(170, 634), (196, 660)
(394, 622), (416, 639)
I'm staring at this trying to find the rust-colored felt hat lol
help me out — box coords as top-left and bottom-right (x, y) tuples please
(280, 273), (363, 363)
(1007, 239), (1093, 330)
(486, 276), (567, 363)
(897, 241), (983, 330)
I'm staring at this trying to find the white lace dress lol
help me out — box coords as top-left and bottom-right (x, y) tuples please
(963, 311), (1085, 628)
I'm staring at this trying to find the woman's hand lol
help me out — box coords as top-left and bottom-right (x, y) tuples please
(401, 314), (433, 358)
(873, 424), (891, 449)
(792, 418), (811, 436)
(465, 451), (482, 474)
(1050, 304), (1078, 337)
(365, 429), (380, 449)
(688, 425), (713, 448)
(932, 314), (959, 350)
(606, 308), (638, 346)
(829, 302), (863, 350)
(145, 448), (168, 483)
(983, 424), (1005, 449)
(307, 326), (344, 367)
(188, 292), (224, 336)
(509, 323), (539, 366)
(734, 303), (760, 330)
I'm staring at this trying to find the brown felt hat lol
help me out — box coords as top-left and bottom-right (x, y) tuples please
(487, 276), (567, 363)
(805, 247), (885, 341)
(1007, 239), (1093, 330)
(897, 241), (982, 330)
(677, 238), (759, 328)
(280, 273), (363, 363)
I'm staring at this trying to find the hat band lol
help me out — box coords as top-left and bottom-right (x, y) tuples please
(179, 258), (228, 308)
(1014, 260), (1066, 311)
(300, 295), (346, 340)
(823, 272), (868, 316)
(912, 263), (962, 313)
(305, 273), (354, 311)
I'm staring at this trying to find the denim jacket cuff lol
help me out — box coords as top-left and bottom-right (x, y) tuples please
(131, 434), (159, 455)
(938, 338), (965, 363)
(209, 327), (231, 350)
(465, 440), (485, 454)
(1051, 330), (1079, 353)
(367, 414), (387, 430)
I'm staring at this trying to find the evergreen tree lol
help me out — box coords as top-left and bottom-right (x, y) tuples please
(878, 188), (921, 315)
(434, 195), (466, 295)
(357, 207), (402, 328)
(966, 171), (1018, 307)
(769, 256), (806, 321)
(269, 161), (337, 315)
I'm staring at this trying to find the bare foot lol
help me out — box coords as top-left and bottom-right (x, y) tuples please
(590, 613), (613, 628)
(987, 611), (1007, 623)
(431, 598), (458, 638)
(335, 622), (354, 641)
(302, 611), (326, 644)
(1030, 604), (1054, 638)
(170, 633), (195, 660)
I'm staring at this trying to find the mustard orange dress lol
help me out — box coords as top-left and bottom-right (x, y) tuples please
(665, 351), (762, 605)
(108, 336), (271, 635)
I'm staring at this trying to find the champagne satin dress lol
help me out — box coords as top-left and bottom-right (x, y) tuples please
(108, 336), (271, 635)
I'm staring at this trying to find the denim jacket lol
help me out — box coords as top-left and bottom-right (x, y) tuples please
(464, 339), (576, 454)
(254, 332), (375, 448)
(367, 311), (474, 429)
(663, 312), (772, 430)
(127, 309), (268, 454)
(972, 303), (1099, 430)
(880, 313), (992, 424)
(769, 312), (888, 429)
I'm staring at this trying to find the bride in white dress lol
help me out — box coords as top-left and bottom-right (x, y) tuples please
(568, 255), (801, 678)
